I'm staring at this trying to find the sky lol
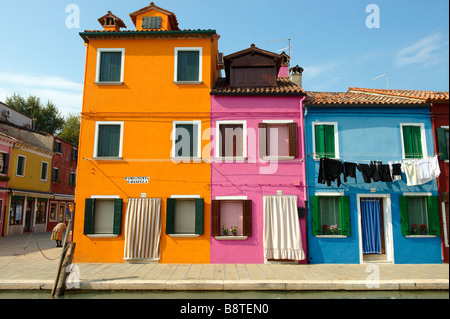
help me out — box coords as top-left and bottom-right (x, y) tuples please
(0, 0), (448, 117)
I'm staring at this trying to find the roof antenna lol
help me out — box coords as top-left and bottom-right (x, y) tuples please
(372, 73), (389, 89)
(268, 38), (291, 64)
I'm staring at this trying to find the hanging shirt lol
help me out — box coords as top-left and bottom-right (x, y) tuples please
(344, 162), (358, 183)
(389, 162), (403, 181)
(318, 158), (345, 187)
(403, 160), (420, 186)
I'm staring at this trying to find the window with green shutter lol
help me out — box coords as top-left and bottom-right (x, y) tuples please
(437, 127), (449, 161)
(166, 198), (204, 236)
(310, 195), (350, 236)
(83, 198), (123, 236)
(314, 124), (336, 158)
(399, 196), (440, 236)
(402, 125), (423, 159)
(176, 49), (201, 82)
(16, 155), (25, 176)
(95, 123), (122, 158)
(99, 52), (122, 82)
(173, 122), (200, 159)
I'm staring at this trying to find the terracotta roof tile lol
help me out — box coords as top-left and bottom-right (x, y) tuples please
(211, 77), (305, 96)
(305, 91), (427, 105)
(348, 87), (449, 103)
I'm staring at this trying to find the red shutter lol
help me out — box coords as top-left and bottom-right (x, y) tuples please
(289, 122), (298, 158)
(258, 123), (267, 158)
(211, 200), (220, 236)
(243, 200), (252, 237)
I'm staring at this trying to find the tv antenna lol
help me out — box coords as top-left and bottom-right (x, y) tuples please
(268, 38), (291, 61)
(372, 73), (389, 89)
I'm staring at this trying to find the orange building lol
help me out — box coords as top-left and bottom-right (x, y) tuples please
(73, 2), (219, 263)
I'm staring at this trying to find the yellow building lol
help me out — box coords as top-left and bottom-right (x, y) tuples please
(6, 139), (52, 235)
(73, 3), (219, 263)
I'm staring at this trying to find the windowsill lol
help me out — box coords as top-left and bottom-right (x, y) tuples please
(92, 157), (124, 161)
(171, 157), (203, 163)
(262, 156), (295, 161)
(174, 81), (202, 85)
(168, 234), (200, 238)
(215, 235), (248, 241)
(87, 234), (118, 238)
(95, 81), (124, 86)
(215, 157), (247, 162)
(315, 235), (348, 238)
(313, 157), (340, 161)
(405, 235), (437, 238)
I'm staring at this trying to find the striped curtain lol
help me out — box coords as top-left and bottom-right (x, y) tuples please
(263, 196), (305, 261)
(124, 198), (162, 261)
(361, 199), (382, 254)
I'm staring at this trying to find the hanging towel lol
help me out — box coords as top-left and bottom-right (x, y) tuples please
(318, 158), (344, 187)
(403, 160), (421, 186)
(417, 156), (441, 185)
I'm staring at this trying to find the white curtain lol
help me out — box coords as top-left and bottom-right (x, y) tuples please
(263, 196), (305, 261)
(124, 198), (162, 261)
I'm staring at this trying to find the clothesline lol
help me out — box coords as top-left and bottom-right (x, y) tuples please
(317, 155), (440, 187)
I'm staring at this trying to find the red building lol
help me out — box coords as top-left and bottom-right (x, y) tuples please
(431, 99), (449, 263)
(47, 137), (77, 231)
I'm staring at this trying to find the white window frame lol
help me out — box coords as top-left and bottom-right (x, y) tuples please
(88, 195), (120, 238)
(262, 119), (295, 160)
(169, 195), (201, 238)
(93, 121), (124, 159)
(174, 47), (203, 84)
(215, 120), (247, 161)
(312, 121), (340, 160)
(40, 161), (48, 181)
(441, 125), (449, 163)
(171, 121), (202, 162)
(95, 48), (125, 84)
(0, 152), (8, 175)
(400, 123), (427, 159)
(16, 155), (26, 177)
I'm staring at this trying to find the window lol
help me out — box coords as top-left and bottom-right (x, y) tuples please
(142, 16), (161, 29)
(312, 122), (338, 159)
(84, 198), (123, 236)
(94, 122), (124, 158)
(16, 155), (25, 177)
(9, 198), (24, 225)
(216, 121), (246, 160)
(49, 202), (58, 222)
(400, 196), (440, 236)
(437, 127), (449, 161)
(401, 124), (427, 159)
(41, 162), (48, 181)
(35, 201), (47, 224)
(69, 172), (76, 186)
(72, 148), (78, 161)
(211, 199), (252, 237)
(174, 48), (202, 83)
(166, 197), (204, 236)
(0, 152), (9, 175)
(95, 48), (125, 83)
(259, 121), (298, 159)
(52, 168), (59, 183)
(172, 121), (201, 159)
(310, 195), (351, 236)
(54, 141), (62, 153)
(58, 203), (66, 223)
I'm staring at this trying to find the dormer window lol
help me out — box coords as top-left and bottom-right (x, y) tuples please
(142, 16), (162, 29)
(106, 17), (114, 26)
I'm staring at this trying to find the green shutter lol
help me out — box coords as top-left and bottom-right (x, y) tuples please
(437, 128), (449, 160)
(100, 52), (122, 82)
(177, 51), (200, 82)
(195, 198), (204, 235)
(399, 196), (410, 236)
(324, 125), (336, 158)
(98, 125), (121, 157)
(314, 125), (325, 158)
(84, 198), (95, 235)
(339, 196), (351, 236)
(427, 196), (441, 236)
(310, 196), (320, 235)
(176, 124), (196, 157)
(166, 198), (176, 234)
(113, 199), (123, 236)
(403, 126), (423, 159)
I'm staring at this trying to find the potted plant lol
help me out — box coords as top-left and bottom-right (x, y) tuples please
(419, 224), (428, 235)
(230, 226), (238, 236)
(222, 225), (228, 236)
(330, 224), (340, 235)
(322, 224), (329, 235)
(410, 224), (418, 235)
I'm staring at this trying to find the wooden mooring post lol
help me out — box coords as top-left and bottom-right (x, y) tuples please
(51, 220), (76, 298)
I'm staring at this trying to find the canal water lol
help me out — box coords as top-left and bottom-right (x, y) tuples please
(0, 289), (448, 299)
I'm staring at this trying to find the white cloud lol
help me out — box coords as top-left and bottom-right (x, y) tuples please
(302, 62), (340, 79)
(0, 72), (82, 117)
(395, 33), (449, 68)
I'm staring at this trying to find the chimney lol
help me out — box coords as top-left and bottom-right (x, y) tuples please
(289, 65), (304, 88)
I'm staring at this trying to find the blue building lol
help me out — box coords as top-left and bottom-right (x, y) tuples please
(304, 88), (442, 264)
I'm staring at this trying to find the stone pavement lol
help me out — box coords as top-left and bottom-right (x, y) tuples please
(0, 232), (448, 292)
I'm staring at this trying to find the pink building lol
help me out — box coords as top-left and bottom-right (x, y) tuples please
(0, 133), (13, 236)
(210, 46), (307, 263)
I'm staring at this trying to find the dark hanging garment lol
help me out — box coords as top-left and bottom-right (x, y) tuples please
(391, 163), (403, 181)
(344, 162), (358, 183)
(379, 164), (393, 182)
(318, 158), (345, 187)
(372, 161), (381, 182)
(357, 164), (373, 183)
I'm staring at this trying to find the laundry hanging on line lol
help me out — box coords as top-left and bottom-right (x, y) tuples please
(317, 155), (440, 187)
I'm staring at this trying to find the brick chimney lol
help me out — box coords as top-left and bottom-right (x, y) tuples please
(289, 65), (304, 88)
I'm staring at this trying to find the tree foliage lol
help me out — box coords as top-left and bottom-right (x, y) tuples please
(58, 112), (81, 145)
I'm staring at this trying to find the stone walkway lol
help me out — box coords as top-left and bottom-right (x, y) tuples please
(0, 232), (448, 291)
